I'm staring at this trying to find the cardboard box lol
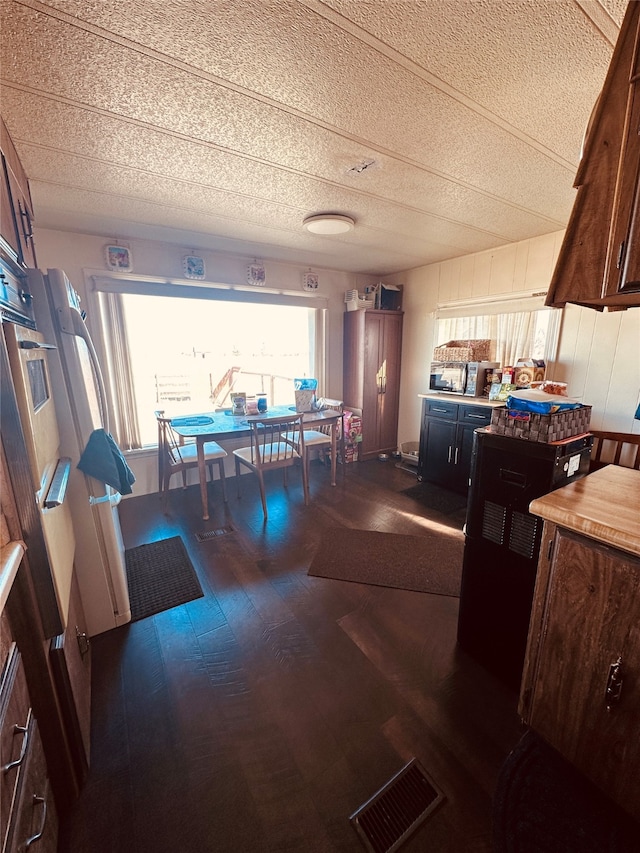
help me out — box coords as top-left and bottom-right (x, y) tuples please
(514, 359), (546, 387)
(489, 383), (517, 401)
(491, 405), (592, 443)
(339, 445), (359, 464)
(343, 412), (362, 443)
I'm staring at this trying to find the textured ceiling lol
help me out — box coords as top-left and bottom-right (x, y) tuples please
(0, 0), (629, 275)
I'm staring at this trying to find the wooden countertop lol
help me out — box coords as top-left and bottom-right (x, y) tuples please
(418, 392), (506, 408)
(1, 539), (25, 613)
(529, 466), (640, 557)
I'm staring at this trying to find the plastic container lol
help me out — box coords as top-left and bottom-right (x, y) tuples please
(400, 441), (420, 466)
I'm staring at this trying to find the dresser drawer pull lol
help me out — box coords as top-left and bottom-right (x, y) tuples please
(431, 407), (450, 414)
(605, 656), (624, 712)
(26, 795), (47, 848)
(2, 723), (29, 772)
(467, 413), (488, 420)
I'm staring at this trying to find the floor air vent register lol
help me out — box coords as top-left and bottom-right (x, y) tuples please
(195, 525), (234, 542)
(350, 758), (445, 853)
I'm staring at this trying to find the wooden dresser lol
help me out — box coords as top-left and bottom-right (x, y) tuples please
(520, 465), (640, 823)
(2, 459), (58, 853)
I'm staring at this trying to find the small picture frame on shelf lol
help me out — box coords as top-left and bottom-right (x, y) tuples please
(105, 244), (133, 272)
(247, 262), (266, 286)
(183, 255), (205, 280)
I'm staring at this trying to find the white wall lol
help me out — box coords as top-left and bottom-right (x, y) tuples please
(33, 228), (376, 403)
(388, 231), (640, 449)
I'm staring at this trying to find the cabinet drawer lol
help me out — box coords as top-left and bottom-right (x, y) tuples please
(459, 404), (492, 426)
(424, 398), (458, 420)
(7, 717), (58, 853)
(1, 645), (31, 850)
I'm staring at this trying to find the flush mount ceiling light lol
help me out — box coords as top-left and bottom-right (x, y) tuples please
(303, 213), (355, 235)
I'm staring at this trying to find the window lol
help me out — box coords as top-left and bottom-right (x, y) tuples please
(434, 292), (559, 368)
(96, 288), (321, 449)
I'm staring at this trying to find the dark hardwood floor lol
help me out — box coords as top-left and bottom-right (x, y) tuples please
(58, 459), (523, 853)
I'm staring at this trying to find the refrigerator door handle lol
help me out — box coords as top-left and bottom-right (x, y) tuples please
(43, 457), (72, 508)
(89, 490), (122, 507)
(65, 305), (110, 433)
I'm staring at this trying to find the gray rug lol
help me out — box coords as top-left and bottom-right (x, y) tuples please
(125, 536), (204, 621)
(493, 731), (639, 852)
(308, 528), (464, 597)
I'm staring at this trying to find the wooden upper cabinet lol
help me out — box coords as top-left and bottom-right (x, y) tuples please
(546, 1), (640, 310)
(0, 116), (37, 268)
(606, 25), (640, 297)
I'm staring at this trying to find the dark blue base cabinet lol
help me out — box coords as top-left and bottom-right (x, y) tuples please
(417, 396), (492, 493)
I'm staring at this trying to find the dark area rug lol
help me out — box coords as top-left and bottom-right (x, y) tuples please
(401, 482), (468, 516)
(308, 528), (464, 597)
(125, 536), (204, 622)
(493, 730), (639, 853)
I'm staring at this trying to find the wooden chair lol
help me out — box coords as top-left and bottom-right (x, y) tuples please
(283, 398), (344, 481)
(233, 414), (309, 520)
(589, 430), (640, 472)
(155, 410), (227, 507)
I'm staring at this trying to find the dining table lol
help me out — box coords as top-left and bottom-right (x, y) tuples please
(170, 404), (343, 520)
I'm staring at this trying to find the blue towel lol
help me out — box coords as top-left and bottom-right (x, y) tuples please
(77, 429), (136, 495)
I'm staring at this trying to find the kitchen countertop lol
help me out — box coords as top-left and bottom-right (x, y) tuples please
(0, 539), (25, 613)
(529, 465), (640, 557)
(418, 391), (506, 408)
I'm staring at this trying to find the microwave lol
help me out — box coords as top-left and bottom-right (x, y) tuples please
(429, 361), (499, 396)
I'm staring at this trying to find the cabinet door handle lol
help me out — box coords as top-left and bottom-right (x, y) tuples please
(2, 723), (29, 772)
(77, 628), (91, 659)
(432, 407), (449, 414)
(616, 241), (625, 270)
(19, 199), (34, 242)
(26, 795), (47, 848)
(447, 446), (452, 463)
(454, 447), (459, 465)
(605, 656), (624, 711)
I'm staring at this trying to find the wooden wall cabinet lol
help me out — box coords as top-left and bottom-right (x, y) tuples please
(520, 522), (640, 823)
(343, 309), (403, 460)
(0, 116), (37, 269)
(546, 1), (640, 310)
(417, 397), (492, 493)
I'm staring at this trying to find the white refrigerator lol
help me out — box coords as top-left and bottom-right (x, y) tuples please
(28, 268), (131, 636)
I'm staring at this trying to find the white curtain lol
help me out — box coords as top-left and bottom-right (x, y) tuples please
(436, 311), (536, 367)
(99, 292), (141, 450)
